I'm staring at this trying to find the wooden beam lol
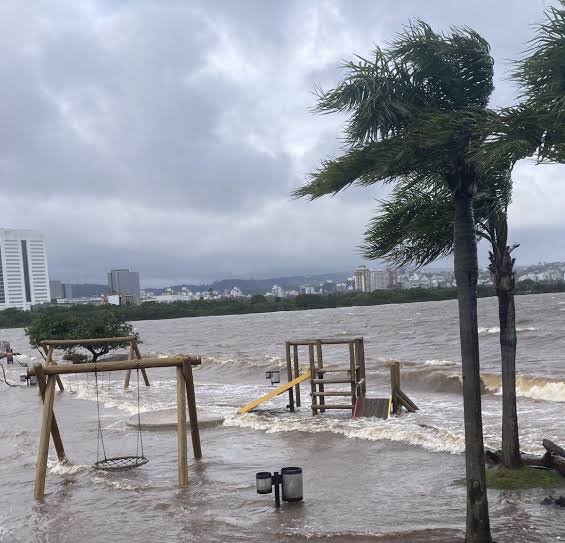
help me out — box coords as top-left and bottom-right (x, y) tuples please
(390, 361), (400, 414)
(348, 341), (356, 414)
(316, 340), (325, 413)
(543, 439), (565, 458)
(123, 342), (134, 389)
(293, 343), (300, 407)
(398, 389), (418, 412)
(43, 345), (65, 391)
(41, 336), (137, 347)
(176, 366), (188, 487)
(309, 344), (316, 416)
(396, 389), (417, 413)
(35, 374), (56, 500)
(35, 364), (66, 462)
(28, 356), (201, 376)
(287, 337), (364, 346)
(356, 338), (366, 396)
(285, 341), (294, 412)
(182, 360), (202, 460)
(132, 340), (150, 387)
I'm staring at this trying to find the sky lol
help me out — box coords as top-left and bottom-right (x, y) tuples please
(1, 0), (563, 287)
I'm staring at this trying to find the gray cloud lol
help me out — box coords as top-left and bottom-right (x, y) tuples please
(0, 0), (563, 287)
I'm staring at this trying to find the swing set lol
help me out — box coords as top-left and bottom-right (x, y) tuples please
(27, 338), (202, 500)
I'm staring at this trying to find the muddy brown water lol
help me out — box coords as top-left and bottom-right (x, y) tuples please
(1, 292), (564, 542)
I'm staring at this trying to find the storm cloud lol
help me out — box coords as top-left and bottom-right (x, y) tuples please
(0, 0), (562, 286)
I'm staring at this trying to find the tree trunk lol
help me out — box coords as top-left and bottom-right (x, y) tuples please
(488, 216), (521, 470)
(497, 290), (521, 468)
(453, 191), (492, 543)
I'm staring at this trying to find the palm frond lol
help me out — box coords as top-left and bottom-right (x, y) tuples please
(362, 167), (512, 267)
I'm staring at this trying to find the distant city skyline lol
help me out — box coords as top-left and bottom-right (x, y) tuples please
(1, 1), (564, 288)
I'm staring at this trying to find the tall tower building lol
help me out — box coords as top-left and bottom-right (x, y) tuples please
(0, 229), (51, 310)
(107, 269), (141, 303)
(353, 265), (371, 292)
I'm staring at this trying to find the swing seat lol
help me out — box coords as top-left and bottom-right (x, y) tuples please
(94, 455), (148, 471)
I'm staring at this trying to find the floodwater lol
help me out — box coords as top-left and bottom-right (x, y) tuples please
(1, 292), (564, 542)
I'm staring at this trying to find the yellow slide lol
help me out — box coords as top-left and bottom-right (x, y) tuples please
(238, 371), (312, 414)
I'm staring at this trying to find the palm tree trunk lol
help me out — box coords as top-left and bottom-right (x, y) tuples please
(498, 289), (521, 468)
(453, 191), (492, 543)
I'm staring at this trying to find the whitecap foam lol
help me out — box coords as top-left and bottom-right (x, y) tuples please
(478, 326), (500, 335)
(478, 326), (536, 335)
(424, 359), (457, 367)
(49, 460), (90, 475)
(90, 476), (149, 491)
(223, 413), (466, 454)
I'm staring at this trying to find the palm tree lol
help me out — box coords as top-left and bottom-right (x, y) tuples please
(364, 169), (522, 469)
(294, 23), (495, 542)
(483, 2), (565, 169)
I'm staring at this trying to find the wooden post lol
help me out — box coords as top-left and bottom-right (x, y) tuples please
(285, 342), (294, 412)
(309, 344), (317, 416)
(390, 361), (400, 414)
(35, 374), (56, 500)
(293, 343), (301, 407)
(44, 345), (64, 391)
(132, 340), (150, 386)
(356, 338), (366, 395)
(316, 340), (325, 413)
(182, 360), (202, 460)
(123, 342), (134, 389)
(35, 364), (66, 462)
(348, 341), (357, 414)
(176, 366), (188, 487)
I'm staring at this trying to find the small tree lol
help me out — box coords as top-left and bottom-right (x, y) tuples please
(26, 308), (134, 363)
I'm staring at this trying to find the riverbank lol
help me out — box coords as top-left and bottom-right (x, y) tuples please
(1, 279), (564, 329)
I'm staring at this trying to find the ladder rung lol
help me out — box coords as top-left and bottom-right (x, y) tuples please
(312, 392), (352, 397)
(311, 378), (351, 384)
(313, 366), (352, 373)
(312, 404), (354, 410)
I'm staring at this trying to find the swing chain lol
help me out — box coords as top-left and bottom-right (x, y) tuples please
(94, 364), (107, 462)
(135, 359), (144, 458)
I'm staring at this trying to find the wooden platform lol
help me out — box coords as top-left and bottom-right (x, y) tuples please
(355, 397), (391, 419)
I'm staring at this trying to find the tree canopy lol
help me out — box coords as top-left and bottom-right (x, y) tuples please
(25, 308), (134, 362)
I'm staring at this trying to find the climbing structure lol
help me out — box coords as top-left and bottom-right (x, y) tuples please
(237, 336), (417, 418)
(285, 337), (366, 416)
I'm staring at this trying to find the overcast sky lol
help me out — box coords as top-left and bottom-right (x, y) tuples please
(1, 0), (563, 287)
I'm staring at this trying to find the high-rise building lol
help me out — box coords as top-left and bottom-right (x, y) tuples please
(0, 229), (51, 310)
(107, 269), (141, 303)
(370, 270), (387, 290)
(49, 280), (63, 300)
(353, 265), (371, 292)
(385, 269), (399, 289)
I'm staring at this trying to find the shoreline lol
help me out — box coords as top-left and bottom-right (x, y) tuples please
(1, 281), (564, 330)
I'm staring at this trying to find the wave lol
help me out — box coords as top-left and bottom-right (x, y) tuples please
(396, 368), (464, 394)
(224, 413), (466, 454)
(481, 373), (565, 402)
(424, 359), (457, 367)
(48, 460), (90, 475)
(478, 326), (537, 335)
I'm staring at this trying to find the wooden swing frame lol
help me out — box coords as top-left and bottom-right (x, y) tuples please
(28, 353), (202, 500)
(40, 336), (151, 390)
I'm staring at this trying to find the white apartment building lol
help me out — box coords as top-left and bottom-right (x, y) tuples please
(0, 229), (51, 310)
